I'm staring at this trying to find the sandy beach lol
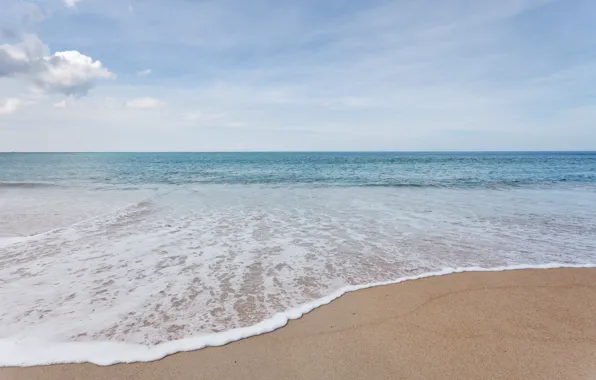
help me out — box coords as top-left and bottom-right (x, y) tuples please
(2, 267), (596, 380)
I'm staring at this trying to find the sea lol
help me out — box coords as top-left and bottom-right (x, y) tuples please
(1, 152), (596, 365)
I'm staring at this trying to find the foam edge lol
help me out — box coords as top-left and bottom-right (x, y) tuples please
(2, 263), (595, 367)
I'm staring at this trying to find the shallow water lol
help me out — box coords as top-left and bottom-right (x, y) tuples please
(1, 152), (595, 365)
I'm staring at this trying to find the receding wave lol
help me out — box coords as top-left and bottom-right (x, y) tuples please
(1, 264), (595, 366)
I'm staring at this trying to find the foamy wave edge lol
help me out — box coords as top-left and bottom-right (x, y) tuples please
(2, 263), (595, 367)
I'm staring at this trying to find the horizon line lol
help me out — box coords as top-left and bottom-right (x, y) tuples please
(0, 150), (595, 154)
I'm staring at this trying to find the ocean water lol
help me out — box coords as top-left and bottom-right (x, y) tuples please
(1, 152), (596, 365)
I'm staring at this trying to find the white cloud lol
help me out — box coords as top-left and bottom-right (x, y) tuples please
(0, 35), (114, 97)
(136, 69), (151, 77)
(0, 98), (23, 115)
(0, 34), (49, 77)
(35, 51), (114, 96)
(184, 111), (224, 122)
(125, 97), (164, 109)
(53, 99), (67, 108)
(63, 0), (80, 8)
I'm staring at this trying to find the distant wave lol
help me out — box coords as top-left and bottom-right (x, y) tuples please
(0, 182), (58, 189)
(6, 177), (591, 189)
(358, 176), (596, 189)
(356, 183), (432, 188)
(105, 177), (596, 188)
(355, 180), (542, 189)
(206, 178), (595, 188)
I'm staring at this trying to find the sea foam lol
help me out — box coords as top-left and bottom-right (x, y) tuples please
(1, 263), (595, 366)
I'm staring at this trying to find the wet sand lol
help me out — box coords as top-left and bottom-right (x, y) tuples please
(2, 267), (596, 380)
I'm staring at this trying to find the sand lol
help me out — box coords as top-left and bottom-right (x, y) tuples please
(2, 267), (596, 380)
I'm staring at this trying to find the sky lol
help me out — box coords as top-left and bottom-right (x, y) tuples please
(0, 0), (595, 151)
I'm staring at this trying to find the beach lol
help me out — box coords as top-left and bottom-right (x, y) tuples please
(2, 0), (596, 374)
(3, 267), (595, 380)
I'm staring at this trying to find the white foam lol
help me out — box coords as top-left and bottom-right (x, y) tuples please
(1, 263), (595, 367)
(0, 186), (157, 237)
(0, 237), (25, 248)
(2, 186), (596, 366)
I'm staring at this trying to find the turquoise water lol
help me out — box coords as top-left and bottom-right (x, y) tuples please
(1, 152), (596, 365)
(1, 152), (596, 187)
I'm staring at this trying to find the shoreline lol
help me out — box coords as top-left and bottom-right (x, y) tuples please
(2, 263), (595, 366)
(2, 266), (596, 379)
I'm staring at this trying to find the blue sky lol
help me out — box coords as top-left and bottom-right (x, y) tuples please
(0, 0), (595, 151)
